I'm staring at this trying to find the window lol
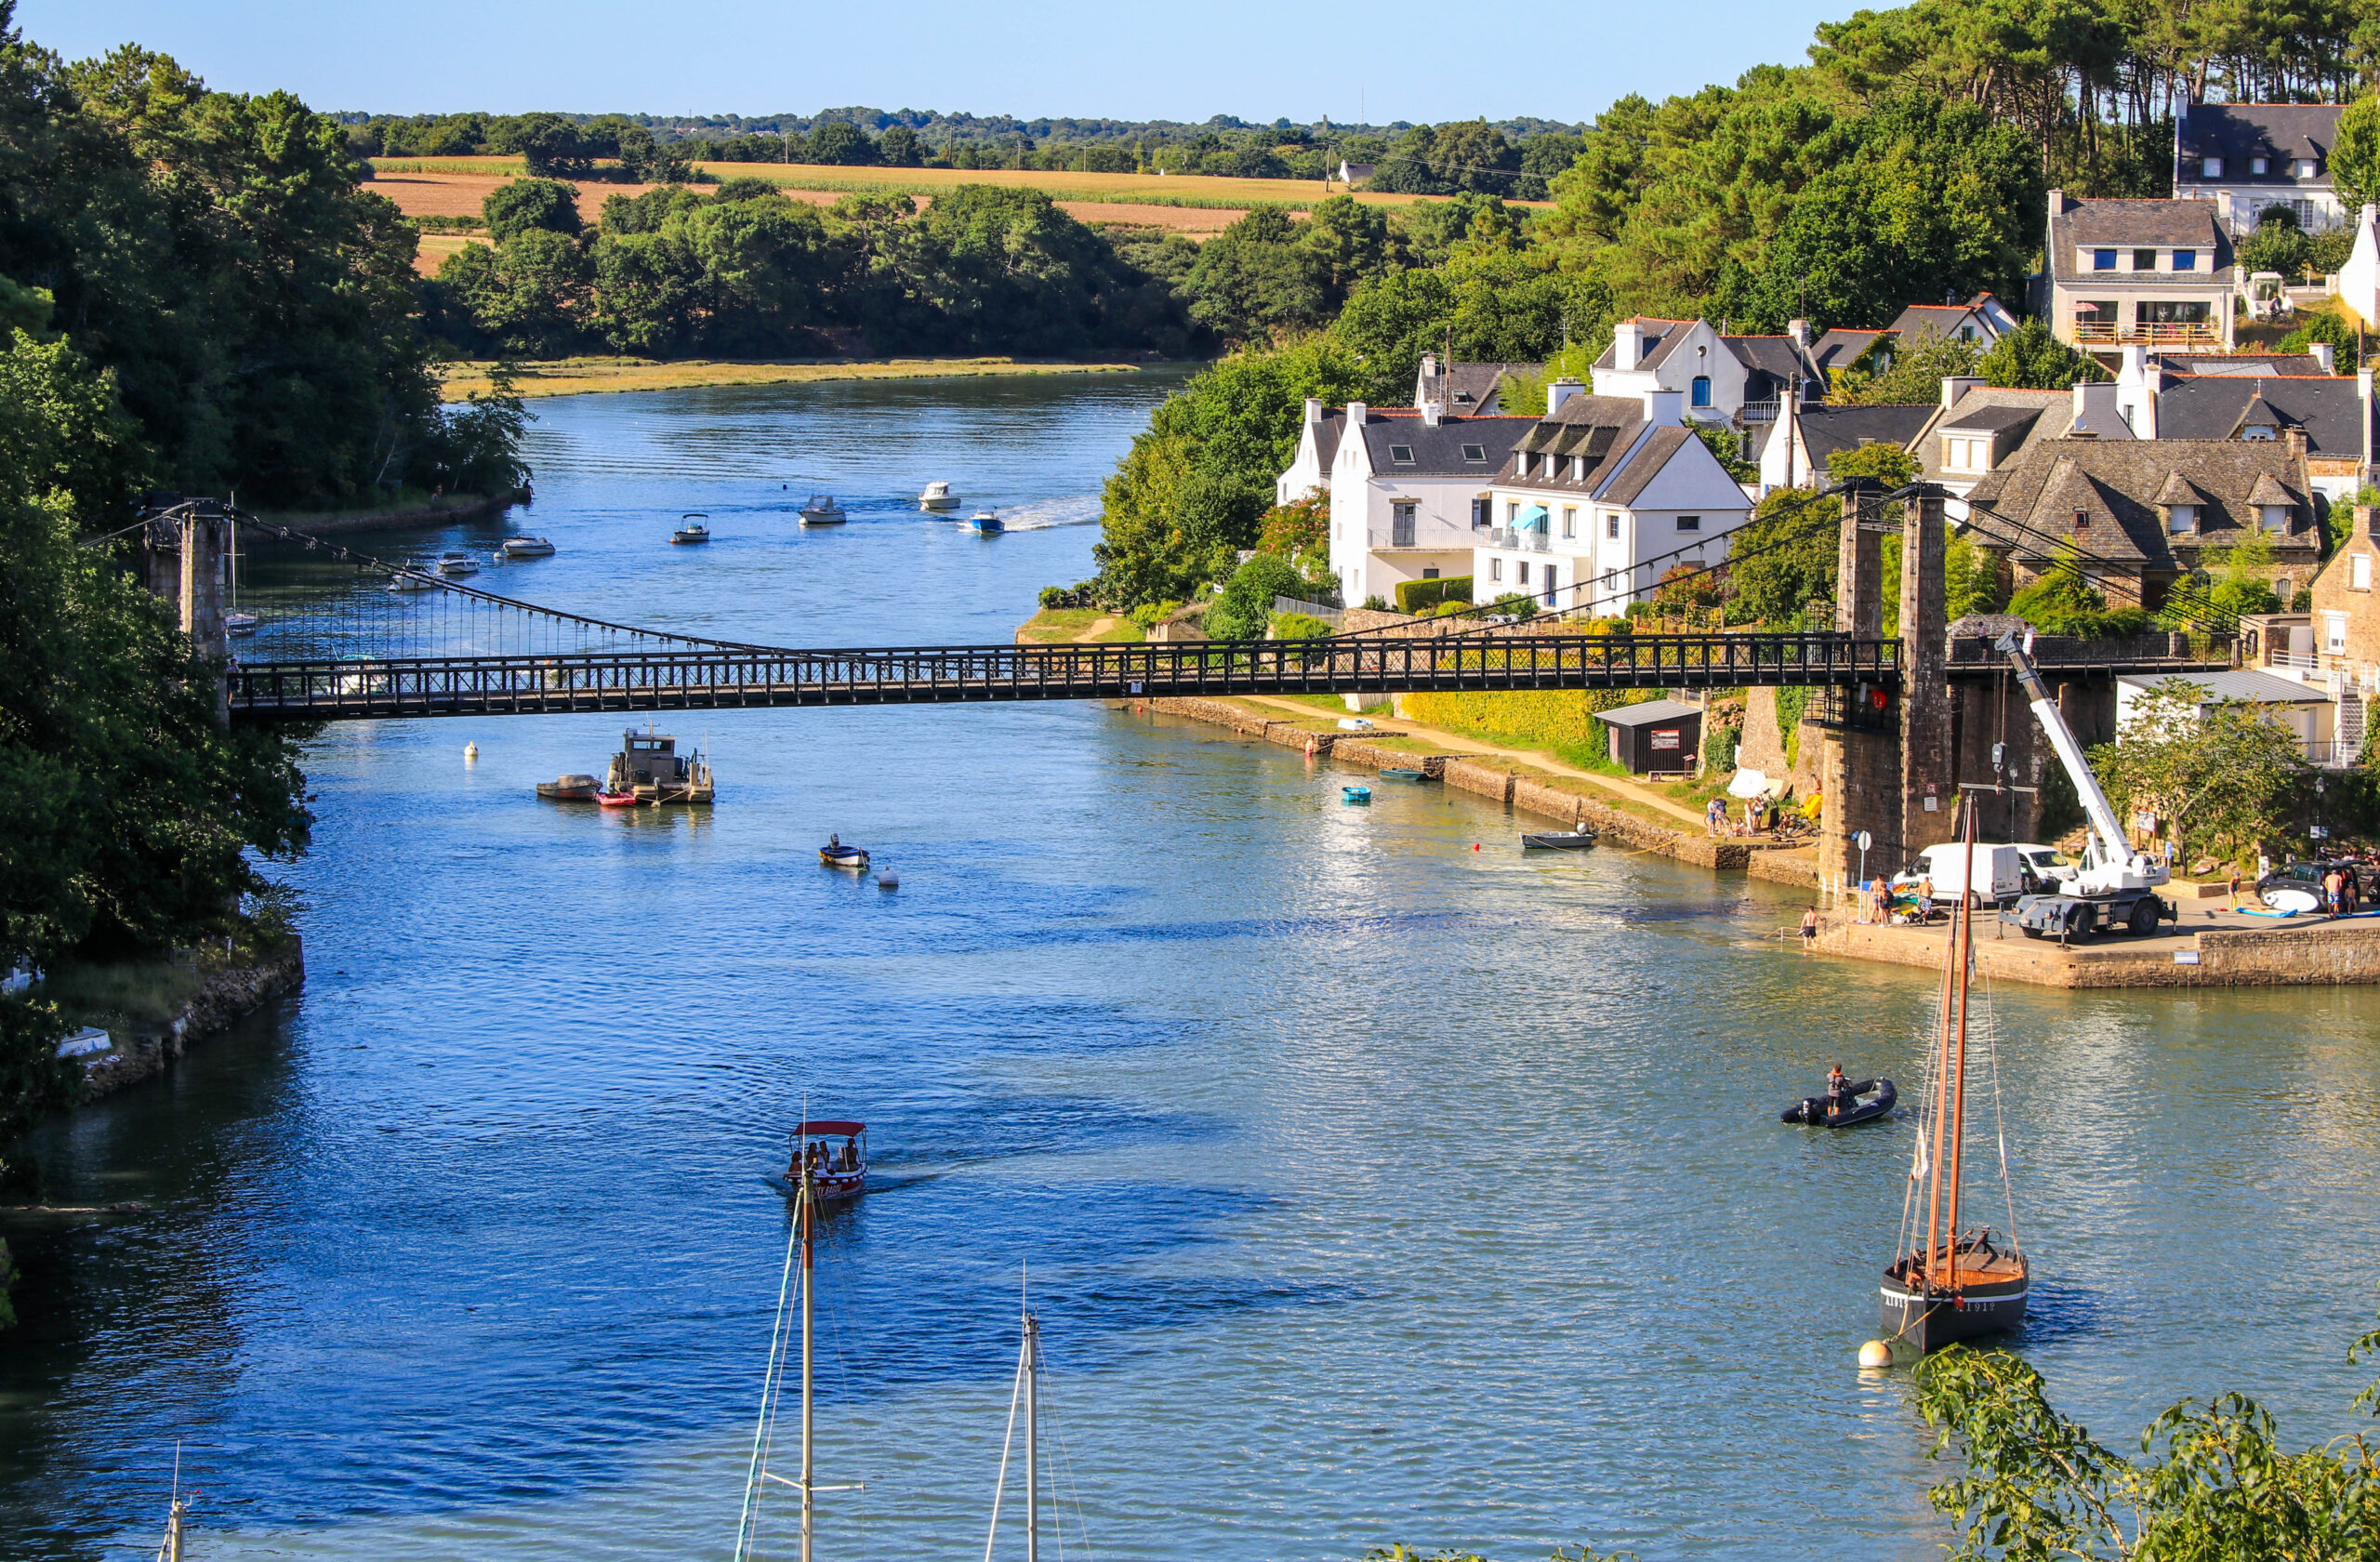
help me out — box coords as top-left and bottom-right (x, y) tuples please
(2168, 504), (2195, 534)
(2174, 249), (2198, 271)
(2243, 421), (2276, 441)
(2202, 155), (2224, 177)
(2093, 249), (2118, 271)
(1471, 497), (1490, 527)
(1517, 561), (1530, 585)
(1388, 443), (1415, 464)
(1544, 566), (1558, 600)
(2327, 612), (2348, 654)
(1490, 558), (1503, 582)
(2354, 553), (2373, 591)
(2073, 509), (2090, 531)
(1506, 501), (1520, 524)
(2277, 575), (2295, 607)
(1422, 566), (1440, 579)
(2260, 505), (2289, 533)
(1606, 513), (1621, 539)
(2251, 155), (2269, 175)
(2134, 247), (2159, 271)
(1945, 436), (1979, 471)
(1391, 502), (1416, 548)
(1676, 515), (1701, 533)
(2296, 160), (2317, 179)
(1562, 506), (1578, 538)
(1461, 443), (1488, 462)
(1603, 570), (1620, 591)
(1690, 376), (1712, 408)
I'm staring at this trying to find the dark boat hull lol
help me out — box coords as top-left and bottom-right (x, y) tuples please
(1521, 831), (1596, 850)
(1880, 1267), (2028, 1351)
(1782, 1077), (1896, 1125)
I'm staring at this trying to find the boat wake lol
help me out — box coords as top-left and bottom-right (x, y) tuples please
(983, 496), (1098, 531)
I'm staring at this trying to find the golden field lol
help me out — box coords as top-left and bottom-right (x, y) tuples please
(434, 355), (1147, 402)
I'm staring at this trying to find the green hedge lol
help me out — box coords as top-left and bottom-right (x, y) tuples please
(1395, 575), (1474, 614)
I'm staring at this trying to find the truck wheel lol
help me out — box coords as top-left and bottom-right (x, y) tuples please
(2020, 925), (2044, 940)
(2128, 900), (2158, 936)
(2069, 907), (2096, 941)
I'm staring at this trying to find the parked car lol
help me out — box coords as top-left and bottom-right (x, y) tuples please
(2257, 858), (2369, 913)
(2009, 844), (2077, 889)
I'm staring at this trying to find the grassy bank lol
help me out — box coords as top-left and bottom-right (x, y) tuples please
(436, 356), (1149, 402)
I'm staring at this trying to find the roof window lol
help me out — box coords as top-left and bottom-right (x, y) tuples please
(2173, 249), (2197, 271)
(1388, 444), (1415, 464)
(2073, 509), (2090, 531)
(2251, 155), (2269, 175)
(2135, 248), (2159, 271)
(2093, 249), (2117, 271)
(2296, 159), (2317, 179)
(2202, 155), (2224, 178)
(1461, 443), (1488, 462)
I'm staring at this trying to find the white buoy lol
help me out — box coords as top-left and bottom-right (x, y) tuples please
(464, 742), (479, 762)
(1858, 1339), (1895, 1369)
(878, 874), (899, 891)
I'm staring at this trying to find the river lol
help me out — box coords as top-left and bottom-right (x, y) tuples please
(7, 370), (2380, 1562)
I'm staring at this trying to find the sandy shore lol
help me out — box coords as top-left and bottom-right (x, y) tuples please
(435, 356), (1148, 402)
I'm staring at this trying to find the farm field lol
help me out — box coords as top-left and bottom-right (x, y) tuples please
(432, 355), (1150, 402)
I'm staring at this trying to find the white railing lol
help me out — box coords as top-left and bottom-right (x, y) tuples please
(1739, 400), (1781, 424)
(1272, 595), (1344, 628)
(1487, 527), (1553, 553)
(1367, 523), (1472, 551)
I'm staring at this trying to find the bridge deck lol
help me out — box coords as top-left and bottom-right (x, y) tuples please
(227, 633), (2233, 722)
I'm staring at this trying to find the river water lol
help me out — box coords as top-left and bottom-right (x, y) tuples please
(7, 371), (2380, 1562)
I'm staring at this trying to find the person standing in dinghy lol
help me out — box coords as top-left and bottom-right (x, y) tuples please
(1825, 1065), (1849, 1119)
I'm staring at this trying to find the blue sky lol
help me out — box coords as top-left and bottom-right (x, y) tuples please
(20, 0), (1850, 126)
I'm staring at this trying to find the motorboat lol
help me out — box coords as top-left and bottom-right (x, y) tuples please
(1342, 786), (1371, 805)
(919, 481), (960, 511)
(224, 611), (259, 637)
(819, 835), (868, 870)
(434, 550), (481, 577)
(536, 773), (602, 801)
(783, 1119), (867, 1204)
(671, 512), (711, 545)
(387, 564), (439, 591)
(967, 508), (1003, 534)
(1521, 829), (1596, 850)
(1782, 1076), (1897, 1126)
(595, 790), (638, 808)
(1379, 768), (1427, 782)
(799, 495), (848, 525)
(501, 536), (556, 558)
(604, 725), (714, 804)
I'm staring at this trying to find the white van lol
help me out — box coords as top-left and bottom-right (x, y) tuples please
(2008, 844), (2076, 889)
(1889, 842), (2032, 907)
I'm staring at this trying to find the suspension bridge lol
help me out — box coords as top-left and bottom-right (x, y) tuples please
(192, 516), (2229, 724)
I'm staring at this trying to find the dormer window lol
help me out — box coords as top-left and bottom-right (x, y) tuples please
(2074, 509), (2090, 531)
(1461, 443), (1487, 462)
(2135, 248), (2158, 271)
(2259, 505), (2289, 532)
(2093, 248), (2117, 271)
(2295, 159), (2317, 179)
(2243, 422), (2276, 442)
(2202, 155), (2224, 178)
(1389, 443), (1415, 464)
(2251, 155), (2269, 175)
(2168, 503), (2196, 534)
(1944, 435), (1987, 472)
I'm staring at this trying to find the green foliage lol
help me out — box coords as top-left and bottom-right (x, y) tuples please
(1329, 252), (1612, 405)
(2008, 557), (2149, 639)
(1916, 1321), (2380, 1561)
(1126, 598), (1182, 630)
(1830, 330), (1982, 405)
(2281, 310), (2364, 374)
(2094, 678), (2309, 861)
(483, 178), (584, 244)
(1179, 198), (1401, 345)
(2172, 534), (2282, 628)
(2337, 92), (2380, 212)
(1691, 420), (1758, 482)
(1979, 317), (2106, 390)
(1395, 576), (1473, 614)
(1205, 553), (1306, 641)
(1725, 485), (1841, 628)
(1944, 531), (2007, 620)
(1255, 488), (1329, 571)
(1271, 611), (1332, 640)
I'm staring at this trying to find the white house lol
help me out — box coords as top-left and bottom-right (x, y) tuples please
(1314, 401), (1531, 608)
(1276, 397), (1346, 504)
(1474, 380), (1752, 614)
(2175, 102), (2346, 232)
(1591, 317), (1822, 427)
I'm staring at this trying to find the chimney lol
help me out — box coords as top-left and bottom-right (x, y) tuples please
(1421, 399), (1444, 427)
(2121, 343), (2148, 378)
(2285, 426), (2308, 459)
(1786, 318), (1810, 348)
(2358, 505), (2375, 538)
(2311, 340), (2336, 375)
(1942, 376), (1984, 411)
(1420, 351), (1438, 382)
(1643, 388), (1683, 428)
(1303, 396), (1323, 426)
(2070, 378), (2124, 436)
(1614, 319), (1645, 372)
(1347, 402), (1367, 428)
(1547, 376), (1584, 416)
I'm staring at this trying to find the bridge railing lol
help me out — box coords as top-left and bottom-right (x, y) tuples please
(228, 631), (1903, 719)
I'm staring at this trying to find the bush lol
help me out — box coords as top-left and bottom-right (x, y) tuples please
(1363, 594), (1389, 610)
(1703, 723), (1741, 774)
(1272, 612), (1333, 640)
(1129, 599), (1182, 630)
(1207, 553), (1306, 640)
(1038, 585), (1069, 609)
(1395, 574), (1473, 614)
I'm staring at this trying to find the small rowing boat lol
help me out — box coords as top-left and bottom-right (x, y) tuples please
(1379, 768), (1427, 781)
(820, 835), (868, 870)
(1342, 786), (1371, 805)
(1520, 829), (1596, 849)
(1782, 1076), (1897, 1126)
(536, 773), (602, 801)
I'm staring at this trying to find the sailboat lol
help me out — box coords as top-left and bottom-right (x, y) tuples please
(733, 1158), (861, 1562)
(981, 1269), (1090, 1562)
(1876, 796), (2029, 1355)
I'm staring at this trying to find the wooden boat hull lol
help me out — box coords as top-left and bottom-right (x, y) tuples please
(821, 847), (869, 870)
(1783, 1077), (1896, 1125)
(633, 784), (714, 805)
(1880, 1259), (2028, 1352)
(536, 782), (601, 801)
(1521, 830), (1596, 849)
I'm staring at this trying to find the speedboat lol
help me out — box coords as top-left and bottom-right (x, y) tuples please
(671, 512), (710, 545)
(225, 611), (259, 637)
(535, 773), (602, 801)
(919, 481), (960, 511)
(967, 508), (1003, 534)
(435, 550), (481, 577)
(1342, 786), (1371, 805)
(820, 836), (868, 870)
(387, 564), (439, 591)
(784, 1119), (868, 1203)
(800, 495), (848, 525)
(1521, 829), (1596, 850)
(501, 536), (556, 558)
(1782, 1076), (1897, 1126)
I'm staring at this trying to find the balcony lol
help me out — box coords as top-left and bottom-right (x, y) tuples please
(2071, 319), (2223, 347)
(1486, 526), (1552, 553)
(1739, 400), (1781, 424)
(1366, 522), (1473, 552)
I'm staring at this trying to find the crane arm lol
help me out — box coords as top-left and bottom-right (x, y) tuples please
(1991, 630), (2147, 881)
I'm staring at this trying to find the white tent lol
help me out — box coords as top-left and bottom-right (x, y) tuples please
(2337, 203), (2380, 328)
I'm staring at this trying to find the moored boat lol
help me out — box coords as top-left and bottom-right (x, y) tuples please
(1783, 1075), (1897, 1126)
(1342, 785), (1371, 804)
(919, 480), (960, 511)
(1875, 796), (2028, 1356)
(387, 564), (439, 591)
(605, 725), (714, 804)
(783, 1119), (867, 1203)
(595, 789), (638, 807)
(434, 550), (481, 577)
(671, 512), (711, 545)
(799, 495), (847, 525)
(536, 773), (602, 801)
(224, 611), (259, 637)
(819, 834), (868, 870)
(1521, 829), (1596, 849)
(968, 508), (1003, 534)
(1380, 767), (1427, 781)
(501, 536), (556, 558)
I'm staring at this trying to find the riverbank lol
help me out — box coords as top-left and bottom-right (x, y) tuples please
(255, 490), (520, 536)
(47, 941), (306, 1103)
(436, 356), (1150, 403)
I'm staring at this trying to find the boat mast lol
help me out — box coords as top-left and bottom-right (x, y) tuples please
(1942, 796), (1979, 1290)
(800, 1152), (815, 1562)
(1024, 1298), (1040, 1562)
(1923, 802), (1959, 1288)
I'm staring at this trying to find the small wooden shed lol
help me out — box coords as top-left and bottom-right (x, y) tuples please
(1593, 698), (1703, 774)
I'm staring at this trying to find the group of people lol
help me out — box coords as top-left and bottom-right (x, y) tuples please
(801, 1137), (863, 1176)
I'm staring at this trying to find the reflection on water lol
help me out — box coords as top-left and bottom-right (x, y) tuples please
(8, 373), (2380, 1562)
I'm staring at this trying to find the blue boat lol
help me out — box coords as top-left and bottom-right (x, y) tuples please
(968, 508), (1004, 534)
(1342, 786), (1371, 805)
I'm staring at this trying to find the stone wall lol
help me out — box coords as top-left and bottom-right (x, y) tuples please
(1812, 914), (2380, 988)
(78, 940), (306, 1102)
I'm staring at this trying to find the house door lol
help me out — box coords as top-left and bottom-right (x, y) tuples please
(1543, 565), (1558, 607)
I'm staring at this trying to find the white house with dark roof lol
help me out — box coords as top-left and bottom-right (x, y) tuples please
(1414, 355), (1541, 417)
(1474, 382), (1752, 613)
(2037, 190), (2238, 351)
(2175, 102), (2345, 232)
(2108, 351), (2373, 502)
(1886, 293), (2020, 347)
(1277, 398), (1346, 504)
(1591, 317), (1821, 429)
(1313, 404), (1529, 607)
(1756, 401), (1938, 492)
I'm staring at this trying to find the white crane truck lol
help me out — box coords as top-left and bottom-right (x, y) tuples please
(1992, 630), (2175, 940)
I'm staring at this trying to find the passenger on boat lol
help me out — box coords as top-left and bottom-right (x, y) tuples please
(1825, 1065), (1848, 1117)
(840, 1137), (859, 1171)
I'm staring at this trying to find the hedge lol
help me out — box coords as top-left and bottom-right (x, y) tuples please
(1395, 575), (1474, 615)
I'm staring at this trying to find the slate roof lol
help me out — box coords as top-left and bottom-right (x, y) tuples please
(1311, 410), (1345, 476)
(1939, 403), (2046, 435)
(1960, 437), (2318, 570)
(2155, 352), (2328, 377)
(1594, 697), (1701, 728)
(1591, 318), (1820, 384)
(1597, 426), (1697, 507)
(2174, 103), (2341, 190)
(2048, 194), (2234, 283)
(1918, 388), (2075, 483)
(1418, 360), (1542, 417)
(2152, 374), (2371, 457)
(1356, 414), (1531, 478)
(1812, 327), (1890, 379)
(1887, 300), (2001, 341)
(1790, 404), (1937, 469)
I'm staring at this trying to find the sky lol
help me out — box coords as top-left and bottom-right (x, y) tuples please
(19, 0), (1851, 126)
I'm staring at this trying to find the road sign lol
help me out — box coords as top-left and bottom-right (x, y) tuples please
(1855, 830), (1871, 852)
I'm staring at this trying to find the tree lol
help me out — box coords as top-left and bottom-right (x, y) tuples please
(2092, 679), (2307, 862)
(1979, 317), (2107, 390)
(615, 124), (693, 184)
(1724, 485), (1843, 627)
(806, 121), (876, 166)
(878, 125), (923, 166)
(483, 178), (583, 244)
(2336, 90), (2380, 213)
(507, 112), (596, 178)
(1205, 552), (1307, 640)
(1830, 330), (1984, 405)
(1255, 488), (1329, 572)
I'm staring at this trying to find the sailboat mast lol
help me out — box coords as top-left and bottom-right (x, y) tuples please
(1943, 798), (1979, 1288)
(1024, 1306), (1040, 1562)
(800, 1157), (815, 1562)
(1924, 821), (1959, 1284)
